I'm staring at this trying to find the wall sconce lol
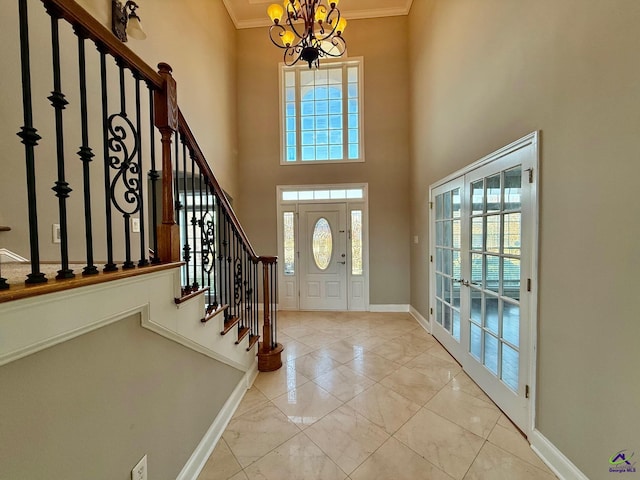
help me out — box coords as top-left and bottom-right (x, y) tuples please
(112, 0), (147, 42)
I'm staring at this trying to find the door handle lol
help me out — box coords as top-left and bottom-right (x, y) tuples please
(338, 261), (346, 264)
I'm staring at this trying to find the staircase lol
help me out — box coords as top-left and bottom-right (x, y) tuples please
(0, 0), (282, 372)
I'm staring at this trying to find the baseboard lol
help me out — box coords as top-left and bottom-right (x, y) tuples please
(409, 305), (431, 333)
(177, 361), (258, 480)
(530, 429), (589, 480)
(369, 304), (410, 312)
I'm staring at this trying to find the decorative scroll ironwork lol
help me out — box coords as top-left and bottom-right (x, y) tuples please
(201, 212), (215, 274)
(234, 256), (243, 311)
(107, 111), (141, 270)
(107, 113), (141, 218)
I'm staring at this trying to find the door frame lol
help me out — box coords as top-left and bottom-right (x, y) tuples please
(277, 184), (370, 311)
(429, 131), (539, 436)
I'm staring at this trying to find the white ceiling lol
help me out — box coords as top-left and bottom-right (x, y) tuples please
(222, 0), (414, 29)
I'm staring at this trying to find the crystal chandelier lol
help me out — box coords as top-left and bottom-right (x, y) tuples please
(267, 0), (348, 69)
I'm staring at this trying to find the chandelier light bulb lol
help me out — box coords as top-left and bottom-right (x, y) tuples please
(267, 4), (284, 24)
(315, 5), (328, 23)
(281, 30), (295, 47)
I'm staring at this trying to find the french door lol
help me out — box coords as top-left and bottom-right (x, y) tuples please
(430, 133), (538, 433)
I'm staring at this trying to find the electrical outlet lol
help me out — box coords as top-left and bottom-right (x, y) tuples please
(52, 224), (61, 244)
(131, 455), (147, 480)
(131, 217), (140, 233)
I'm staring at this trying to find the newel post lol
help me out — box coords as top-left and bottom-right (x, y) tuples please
(258, 256), (283, 372)
(154, 63), (180, 263)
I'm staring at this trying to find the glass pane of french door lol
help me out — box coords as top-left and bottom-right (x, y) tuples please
(467, 166), (522, 392)
(435, 188), (462, 340)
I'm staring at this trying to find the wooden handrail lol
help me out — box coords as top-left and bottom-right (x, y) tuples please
(41, 0), (162, 89)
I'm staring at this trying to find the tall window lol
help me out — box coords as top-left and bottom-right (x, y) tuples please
(281, 59), (363, 164)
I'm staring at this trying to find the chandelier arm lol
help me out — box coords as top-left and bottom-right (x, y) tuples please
(268, 24), (289, 49)
(284, 46), (303, 66)
(318, 35), (347, 57)
(285, 14), (308, 44)
(316, 9), (340, 41)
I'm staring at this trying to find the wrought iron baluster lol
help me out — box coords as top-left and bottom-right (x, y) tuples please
(198, 172), (205, 295)
(226, 214), (233, 317)
(147, 84), (160, 264)
(174, 131), (181, 225)
(181, 140), (191, 290)
(110, 61), (137, 270)
(99, 47), (117, 272)
(215, 194), (223, 310)
(234, 234), (242, 322)
(190, 154), (198, 289)
(134, 73), (148, 267)
(202, 178), (216, 307)
(47, 7), (74, 280)
(75, 28), (98, 276)
(17, 0), (46, 284)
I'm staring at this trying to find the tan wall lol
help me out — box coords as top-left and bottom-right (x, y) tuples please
(236, 16), (411, 305)
(408, 0), (640, 477)
(76, 0), (239, 197)
(0, 313), (244, 480)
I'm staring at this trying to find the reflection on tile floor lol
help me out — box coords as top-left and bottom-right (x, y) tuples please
(198, 311), (557, 480)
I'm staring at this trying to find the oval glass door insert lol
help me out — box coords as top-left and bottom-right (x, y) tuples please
(312, 218), (333, 270)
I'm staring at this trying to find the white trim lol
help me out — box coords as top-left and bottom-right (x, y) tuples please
(431, 131), (539, 190)
(428, 131), (539, 435)
(0, 248), (29, 262)
(277, 183), (370, 311)
(176, 362), (259, 480)
(530, 429), (590, 480)
(0, 268), (257, 372)
(228, 1), (414, 29)
(279, 58), (364, 165)
(409, 305), (431, 333)
(141, 316), (252, 372)
(0, 270), (175, 367)
(369, 304), (410, 313)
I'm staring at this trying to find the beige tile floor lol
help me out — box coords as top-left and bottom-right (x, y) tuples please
(198, 311), (557, 480)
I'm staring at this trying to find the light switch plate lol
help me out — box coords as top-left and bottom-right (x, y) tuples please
(132, 455), (147, 480)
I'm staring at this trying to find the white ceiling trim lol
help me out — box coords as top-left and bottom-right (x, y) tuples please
(221, 0), (242, 28)
(224, 1), (414, 30)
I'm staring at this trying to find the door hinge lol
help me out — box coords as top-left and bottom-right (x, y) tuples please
(525, 384), (530, 399)
(430, 307), (433, 315)
(527, 278), (531, 292)
(526, 168), (534, 183)
(429, 201), (433, 209)
(430, 255), (433, 262)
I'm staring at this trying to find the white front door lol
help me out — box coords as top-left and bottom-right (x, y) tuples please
(299, 203), (348, 310)
(430, 133), (538, 433)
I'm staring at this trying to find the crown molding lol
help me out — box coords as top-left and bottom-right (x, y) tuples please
(224, 0), (414, 30)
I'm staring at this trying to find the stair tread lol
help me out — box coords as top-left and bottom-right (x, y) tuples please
(247, 334), (260, 351)
(201, 304), (229, 323)
(236, 326), (250, 344)
(220, 315), (241, 335)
